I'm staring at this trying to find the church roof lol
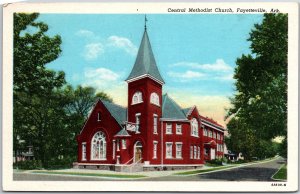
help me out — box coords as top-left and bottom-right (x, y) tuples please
(115, 127), (131, 137)
(101, 100), (127, 126)
(182, 107), (193, 116)
(161, 94), (187, 120)
(125, 30), (165, 84)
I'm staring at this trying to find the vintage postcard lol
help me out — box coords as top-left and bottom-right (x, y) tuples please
(2, 2), (299, 192)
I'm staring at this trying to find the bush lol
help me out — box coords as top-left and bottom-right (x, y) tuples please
(45, 157), (74, 170)
(14, 160), (42, 170)
(206, 159), (223, 166)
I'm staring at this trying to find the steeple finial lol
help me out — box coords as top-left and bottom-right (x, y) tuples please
(144, 15), (148, 30)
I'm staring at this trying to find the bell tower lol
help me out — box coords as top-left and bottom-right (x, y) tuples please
(125, 17), (164, 163)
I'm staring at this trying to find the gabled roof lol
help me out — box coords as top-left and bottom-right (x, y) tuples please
(161, 94), (187, 120)
(125, 30), (164, 84)
(115, 127), (131, 137)
(182, 106), (195, 117)
(101, 100), (127, 126)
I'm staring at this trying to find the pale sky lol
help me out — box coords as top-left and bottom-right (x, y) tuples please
(36, 14), (264, 126)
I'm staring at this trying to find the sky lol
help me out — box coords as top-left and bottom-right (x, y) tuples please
(36, 14), (264, 126)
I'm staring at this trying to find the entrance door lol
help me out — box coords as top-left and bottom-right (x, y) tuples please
(210, 148), (216, 160)
(134, 141), (143, 163)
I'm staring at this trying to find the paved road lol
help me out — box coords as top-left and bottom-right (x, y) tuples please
(141, 157), (286, 181)
(13, 157), (285, 181)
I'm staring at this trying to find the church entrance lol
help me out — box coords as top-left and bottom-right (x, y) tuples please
(134, 141), (143, 163)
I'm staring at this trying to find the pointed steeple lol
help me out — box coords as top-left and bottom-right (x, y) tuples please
(125, 22), (165, 84)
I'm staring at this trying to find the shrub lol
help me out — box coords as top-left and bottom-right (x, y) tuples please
(14, 160), (42, 170)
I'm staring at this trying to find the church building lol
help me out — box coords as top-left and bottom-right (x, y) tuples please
(75, 21), (225, 172)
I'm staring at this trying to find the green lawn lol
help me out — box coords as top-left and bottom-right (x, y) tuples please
(272, 164), (287, 180)
(32, 171), (147, 179)
(174, 166), (234, 175)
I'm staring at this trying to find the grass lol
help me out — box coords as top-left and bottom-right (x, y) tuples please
(272, 164), (287, 180)
(31, 170), (147, 179)
(174, 166), (234, 175)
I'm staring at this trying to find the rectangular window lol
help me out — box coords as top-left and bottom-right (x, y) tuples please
(204, 129), (208, 136)
(213, 132), (216, 139)
(166, 143), (173, 159)
(122, 139), (126, 149)
(194, 146), (197, 159)
(166, 123), (172, 134)
(198, 146), (201, 159)
(209, 131), (212, 138)
(153, 115), (158, 134)
(190, 146), (193, 159)
(153, 141), (158, 159)
(97, 112), (101, 121)
(176, 124), (182, 134)
(217, 133), (220, 140)
(82, 143), (86, 161)
(117, 139), (120, 151)
(135, 113), (141, 132)
(176, 143), (182, 158)
(113, 140), (116, 159)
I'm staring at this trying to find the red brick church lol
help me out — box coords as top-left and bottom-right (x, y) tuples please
(75, 22), (225, 171)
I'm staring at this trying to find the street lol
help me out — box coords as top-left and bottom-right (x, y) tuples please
(13, 157), (285, 181)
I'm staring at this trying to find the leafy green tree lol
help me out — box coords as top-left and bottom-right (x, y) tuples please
(13, 13), (66, 167)
(226, 14), (287, 159)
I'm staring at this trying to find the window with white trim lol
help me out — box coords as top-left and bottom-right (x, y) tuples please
(193, 146), (197, 159)
(191, 118), (199, 137)
(204, 128), (208, 136)
(91, 131), (106, 160)
(82, 142), (86, 161)
(153, 114), (158, 134)
(208, 130), (213, 138)
(136, 113), (141, 132)
(198, 146), (201, 159)
(176, 124), (182, 134)
(166, 143), (173, 159)
(122, 139), (126, 149)
(117, 139), (120, 151)
(175, 143), (182, 159)
(150, 92), (160, 106)
(112, 140), (116, 159)
(190, 146), (193, 159)
(132, 91), (143, 105)
(166, 123), (172, 134)
(153, 141), (158, 159)
(213, 132), (216, 139)
(217, 133), (220, 140)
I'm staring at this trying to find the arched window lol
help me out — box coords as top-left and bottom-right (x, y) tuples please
(191, 118), (199, 137)
(132, 91), (143, 105)
(91, 131), (106, 160)
(150, 92), (160, 106)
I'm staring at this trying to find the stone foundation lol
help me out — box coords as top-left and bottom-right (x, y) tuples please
(73, 162), (203, 172)
(143, 165), (203, 171)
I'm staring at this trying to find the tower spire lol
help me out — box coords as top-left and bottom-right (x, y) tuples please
(144, 15), (148, 31)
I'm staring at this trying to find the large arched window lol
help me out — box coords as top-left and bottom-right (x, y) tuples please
(150, 92), (160, 106)
(132, 91), (143, 105)
(91, 131), (106, 160)
(191, 118), (199, 137)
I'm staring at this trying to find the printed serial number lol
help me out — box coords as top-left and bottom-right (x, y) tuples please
(271, 183), (286, 186)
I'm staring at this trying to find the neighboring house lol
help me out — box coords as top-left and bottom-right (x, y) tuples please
(13, 146), (34, 163)
(75, 24), (225, 171)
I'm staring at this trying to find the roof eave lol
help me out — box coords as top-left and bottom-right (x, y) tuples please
(125, 74), (165, 85)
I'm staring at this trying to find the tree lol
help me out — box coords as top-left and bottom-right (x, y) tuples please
(13, 13), (66, 167)
(226, 14), (288, 159)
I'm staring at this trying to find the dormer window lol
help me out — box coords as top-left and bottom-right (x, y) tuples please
(132, 91), (143, 105)
(150, 92), (160, 106)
